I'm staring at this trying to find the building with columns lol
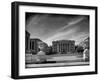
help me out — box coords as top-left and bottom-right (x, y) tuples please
(30, 38), (42, 54)
(52, 40), (75, 54)
(25, 31), (30, 53)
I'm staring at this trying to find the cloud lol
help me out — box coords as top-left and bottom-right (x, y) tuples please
(44, 27), (77, 45)
(53, 16), (85, 34)
(43, 17), (86, 45)
(68, 16), (85, 26)
(26, 13), (89, 46)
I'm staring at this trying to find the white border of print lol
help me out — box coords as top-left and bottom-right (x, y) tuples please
(19, 5), (95, 76)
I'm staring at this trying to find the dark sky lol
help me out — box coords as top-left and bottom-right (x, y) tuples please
(26, 12), (89, 45)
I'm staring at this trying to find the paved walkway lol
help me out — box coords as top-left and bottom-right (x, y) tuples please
(26, 54), (89, 68)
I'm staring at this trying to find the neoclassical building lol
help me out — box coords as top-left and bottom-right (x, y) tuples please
(30, 38), (42, 54)
(52, 40), (75, 54)
(25, 31), (30, 53)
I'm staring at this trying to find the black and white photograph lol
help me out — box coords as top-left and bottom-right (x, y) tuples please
(25, 13), (90, 68)
(11, 1), (97, 79)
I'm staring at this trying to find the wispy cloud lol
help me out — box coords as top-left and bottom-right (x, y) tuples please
(53, 16), (85, 34)
(68, 16), (85, 26)
(44, 28), (77, 45)
(43, 16), (86, 45)
(26, 13), (89, 46)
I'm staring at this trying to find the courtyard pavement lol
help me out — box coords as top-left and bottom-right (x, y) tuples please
(25, 53), (89, 68)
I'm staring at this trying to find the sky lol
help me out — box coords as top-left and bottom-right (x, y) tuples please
(26, 12), (89, 46)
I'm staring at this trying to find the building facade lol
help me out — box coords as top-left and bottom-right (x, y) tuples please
(30, 39), (42, 54)
(25, 31), (30, 53)
(52, 40), (75, 54)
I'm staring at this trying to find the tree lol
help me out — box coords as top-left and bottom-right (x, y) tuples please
(75, 45), (84, 53)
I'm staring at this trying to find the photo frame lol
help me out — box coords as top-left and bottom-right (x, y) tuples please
(11, 1), (98, 79)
